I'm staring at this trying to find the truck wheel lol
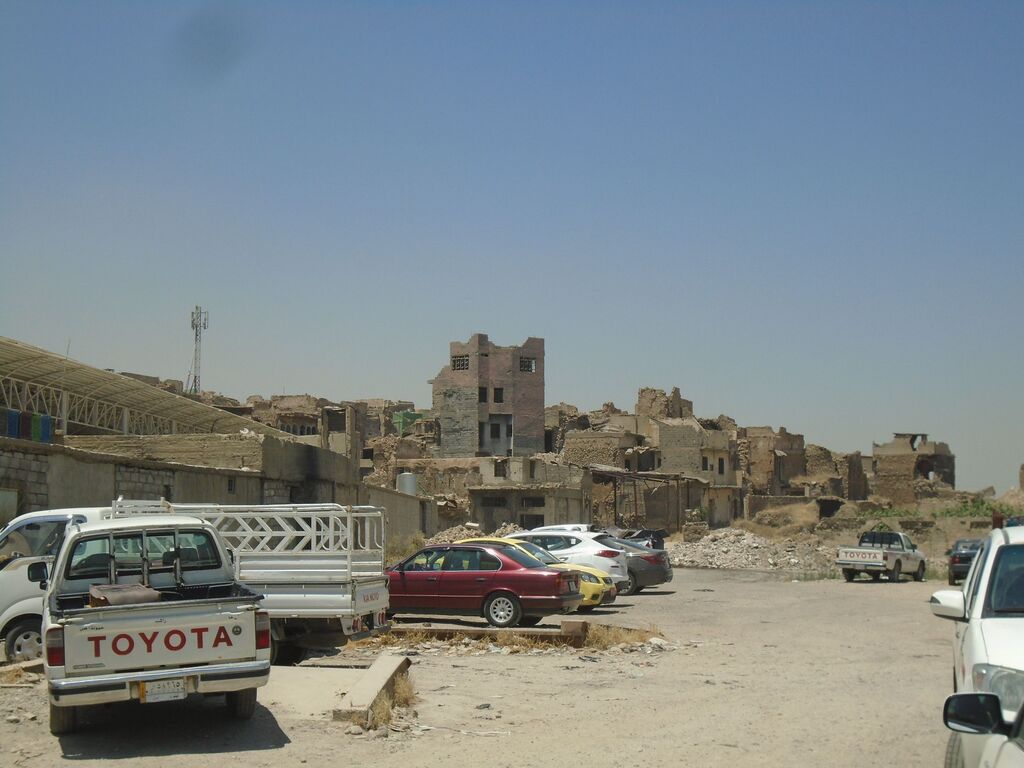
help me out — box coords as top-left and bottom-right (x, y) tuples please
(889, 561), (901, 583)
(843, 569), (856, 582)
(49, 703), (78, 735)
(4, 619), (43, 663)
(226, 688), (258, 720)
(913, 562), (926, 582)
(943, 731), (964, 768)
(484, 593), (521, 628)
(948, 573), (958, 586)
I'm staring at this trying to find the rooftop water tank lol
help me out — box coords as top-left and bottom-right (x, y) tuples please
(397, 472), (418, 497)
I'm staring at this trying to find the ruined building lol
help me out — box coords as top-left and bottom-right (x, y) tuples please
(870, 433), (956, 505)
(430, 333), (544, 458)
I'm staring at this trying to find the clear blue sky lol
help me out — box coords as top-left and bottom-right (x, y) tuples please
(2, 2), (1022, 491)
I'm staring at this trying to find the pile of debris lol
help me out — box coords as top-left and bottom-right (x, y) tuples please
(425, 525), (483, 544)
(349, 635), (677, 659)
(425, 521), (524, 545)
(665, 527), (836, 574)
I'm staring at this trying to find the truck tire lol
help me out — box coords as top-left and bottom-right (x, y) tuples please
(913, 562), (926, 582)
(943, 731), (964, 768)
(227, 688), (257, 720)
(4, 619), (43, 663)
(843, 569), (856, 582)
(889, 561), (901, 583)
(49, 703), (78, 735)
(948, 573), (958, 586)
(484, 593), (521, 628)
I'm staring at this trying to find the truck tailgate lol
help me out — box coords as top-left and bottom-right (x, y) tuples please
(837, 547), (883, 564)
(62, 601), (257, 674)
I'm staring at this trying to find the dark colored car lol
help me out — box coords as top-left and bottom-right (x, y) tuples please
(593, 534), (673, 595)
(624, 528), (669, 550)
(386, 543), (582, 628)
(947, 538), (982, 585)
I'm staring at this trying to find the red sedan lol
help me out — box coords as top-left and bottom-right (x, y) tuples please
(387, 543), (582, 627)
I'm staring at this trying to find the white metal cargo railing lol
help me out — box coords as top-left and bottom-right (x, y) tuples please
(108, 500), (386, 577)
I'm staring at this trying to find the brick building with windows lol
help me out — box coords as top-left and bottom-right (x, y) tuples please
(429, 333), (545, 458)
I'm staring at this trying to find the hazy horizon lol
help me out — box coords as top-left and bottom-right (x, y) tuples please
(2, 2), (1021, 492)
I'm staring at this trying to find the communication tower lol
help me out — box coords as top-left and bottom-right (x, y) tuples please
(187, 305), (209, 395)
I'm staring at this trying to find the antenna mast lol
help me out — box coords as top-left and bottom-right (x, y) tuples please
(187, 305), (209, 395)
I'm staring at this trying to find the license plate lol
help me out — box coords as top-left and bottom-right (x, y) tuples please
(141, 678), (186, 703)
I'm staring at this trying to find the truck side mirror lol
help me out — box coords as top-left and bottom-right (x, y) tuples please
(944, 693), (1009, 736)
(27, 561), (49, 590)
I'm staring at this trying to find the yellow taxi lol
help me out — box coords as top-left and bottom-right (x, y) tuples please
(457, 537), (617, 612)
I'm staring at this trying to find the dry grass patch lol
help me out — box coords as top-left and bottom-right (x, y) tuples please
(490, 632), (571, 652)
(584, 623), (662, 650)
(392, 671), (416, 707)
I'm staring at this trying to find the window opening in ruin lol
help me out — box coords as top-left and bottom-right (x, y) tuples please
(227, 477), (236, 494)
(490, 422), (501, 440)
(163, 484), (173, 501)
(701, 456), (709, 471)
(479, 387), (488, 403)
(522, 497), (545, 508)
(481, 496), (507, 507)
(519, 357), (536, 373)
(494, 459), (508, 478)
(362, 447), (374, 460)
(718, 457), (725, 475)
(451, 355), (470, 370)
(494, 388), (504, 403)
(529, 460), (537, 479)
(544, 429), (554, 453)
(520, 513), (545, 528)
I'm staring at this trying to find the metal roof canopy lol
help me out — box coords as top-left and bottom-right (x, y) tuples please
(0, 336), (288, 437)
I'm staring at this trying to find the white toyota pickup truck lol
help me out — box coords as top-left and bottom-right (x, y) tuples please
(29, 514), (271, 735)
(836, 530), (927, 583)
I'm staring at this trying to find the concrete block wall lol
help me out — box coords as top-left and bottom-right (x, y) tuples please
(0, 446), (50, 515)
(115, 466), (175, 500)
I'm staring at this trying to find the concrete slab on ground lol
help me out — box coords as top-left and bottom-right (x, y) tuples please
(260, 666), (364, 720)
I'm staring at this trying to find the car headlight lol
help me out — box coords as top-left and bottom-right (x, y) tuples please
(972, 664), (1024, 718)
(581, 573), (599, 584)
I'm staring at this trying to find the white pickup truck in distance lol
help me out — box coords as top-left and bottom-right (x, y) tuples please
(836, 530), (926, 583)
(29, 514), (271, 735)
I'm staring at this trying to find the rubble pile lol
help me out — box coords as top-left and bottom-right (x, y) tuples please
(492, 522), (524, 537)
(425, 525), (482, 544)
(425, 522), (524, 544)
(666, 527), (836, 573)
(351, 635), (678, 659)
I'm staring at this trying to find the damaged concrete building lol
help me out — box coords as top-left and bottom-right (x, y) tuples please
(430, 333), (545, 458)
(467, 457), (593, 530)
(869, 433), (956, 505)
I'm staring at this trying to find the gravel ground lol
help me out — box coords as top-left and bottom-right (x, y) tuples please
(0, 569), (953, 767)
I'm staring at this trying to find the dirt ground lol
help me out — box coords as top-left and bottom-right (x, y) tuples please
(0, 569), (954, 768)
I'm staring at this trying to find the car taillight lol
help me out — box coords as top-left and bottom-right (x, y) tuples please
(595, 549), (620, 558)
(255, 611), (271, 650)
(642, 554), (663, 565)
(45, 628), (64, 667)
(558, 575), (577, 594)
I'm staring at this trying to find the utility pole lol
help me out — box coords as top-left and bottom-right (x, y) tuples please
(187, 305), (209, 395)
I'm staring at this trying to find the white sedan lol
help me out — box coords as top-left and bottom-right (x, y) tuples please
(931, 526), (1024, 768)
(506, 531), (629, 590)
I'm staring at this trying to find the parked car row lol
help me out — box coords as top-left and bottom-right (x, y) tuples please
(932, 526), (1024, 768)
(386, 522), (674, 628)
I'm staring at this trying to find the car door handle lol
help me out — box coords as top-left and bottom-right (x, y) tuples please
(426, 576), (438, 581)
(475, 577), (487, 582)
